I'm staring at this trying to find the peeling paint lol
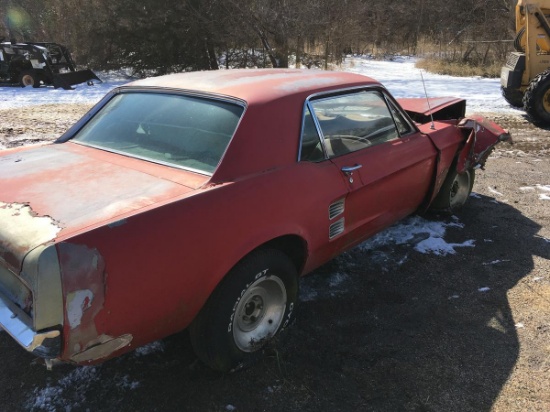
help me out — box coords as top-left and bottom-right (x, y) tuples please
(66, 289), (94, 329)
(58, 243), (106, 361)
(0, 202), (62, 269)
(70, 334), (133, 363)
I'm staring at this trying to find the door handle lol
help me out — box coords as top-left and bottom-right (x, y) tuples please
(341, 164), (362, 175)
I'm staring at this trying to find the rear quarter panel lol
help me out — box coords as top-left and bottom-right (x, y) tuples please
(57, 160), (348, 362)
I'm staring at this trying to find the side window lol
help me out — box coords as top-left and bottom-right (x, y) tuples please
(299, 108), (325, 162)
(310, 90), (399, 158)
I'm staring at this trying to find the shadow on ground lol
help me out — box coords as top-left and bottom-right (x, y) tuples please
(1, 194), (547, 412)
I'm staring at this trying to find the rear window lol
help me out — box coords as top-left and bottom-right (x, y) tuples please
(72, 92), (244, 175)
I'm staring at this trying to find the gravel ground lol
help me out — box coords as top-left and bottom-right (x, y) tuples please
(0, 106), (549, 412)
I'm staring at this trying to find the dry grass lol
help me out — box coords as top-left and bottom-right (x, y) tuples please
(416, 57), (502, 78)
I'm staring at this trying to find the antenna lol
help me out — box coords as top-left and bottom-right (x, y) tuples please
(420, 70), (436, 130)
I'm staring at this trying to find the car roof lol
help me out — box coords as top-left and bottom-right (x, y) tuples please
(124, 69), (381, 105)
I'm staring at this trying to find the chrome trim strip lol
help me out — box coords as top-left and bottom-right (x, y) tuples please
(329, 198), (345, 220)
(329, 218), (345, 239)
(0, 292), (60, 352)
(0, 291), (36, 349)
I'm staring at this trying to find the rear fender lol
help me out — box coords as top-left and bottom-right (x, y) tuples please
(456, 115), (512, 173)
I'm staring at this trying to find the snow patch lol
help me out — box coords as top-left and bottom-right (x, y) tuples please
(359, 216), (474, 257)
(26, 366), (100, 411)
(134, 340), (165, 357)
(328, 272), (349, 287)
(415, 238), (475, 256)
(483, 259), (510, 265)
(26, 366), (140, 411)
(488, 187), (504, 196)
(478, 287), (491, 293)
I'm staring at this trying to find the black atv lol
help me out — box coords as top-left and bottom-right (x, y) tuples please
(0, 41), (101, 90)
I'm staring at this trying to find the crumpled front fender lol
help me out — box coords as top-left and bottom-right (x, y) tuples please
(456, 115), (512, 173)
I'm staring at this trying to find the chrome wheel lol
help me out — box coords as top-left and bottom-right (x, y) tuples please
(449, 171), (470, 210)
(233, 275), (287, 352)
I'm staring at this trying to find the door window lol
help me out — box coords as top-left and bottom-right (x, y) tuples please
(309, 90), (401, 158)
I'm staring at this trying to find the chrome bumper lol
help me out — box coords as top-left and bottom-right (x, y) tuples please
(0, 292), (60, 358)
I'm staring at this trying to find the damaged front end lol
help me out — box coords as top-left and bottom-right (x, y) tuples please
(456, 115), (513, 172)
(398, 96), (512, 170)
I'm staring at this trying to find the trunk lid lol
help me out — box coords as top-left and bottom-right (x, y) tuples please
(0, 142), (204, 272)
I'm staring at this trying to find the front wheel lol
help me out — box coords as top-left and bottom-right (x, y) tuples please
(430, 169), (475, 215)
(501, 86), (524, 109)
(523, 69), (550, 125)
(189, 248), (298, 372)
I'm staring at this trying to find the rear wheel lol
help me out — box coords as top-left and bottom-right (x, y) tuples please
(523, 69), (550, 125)
(430, 169), (475, 215)
(19, 70), (40, 88)
(189, 248), (298, 372)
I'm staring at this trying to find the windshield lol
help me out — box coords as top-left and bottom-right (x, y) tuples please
(72, 92), (244, 175)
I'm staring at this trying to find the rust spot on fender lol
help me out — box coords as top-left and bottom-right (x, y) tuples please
(57, 243), (107, 361)
(70, 334), (133, 363)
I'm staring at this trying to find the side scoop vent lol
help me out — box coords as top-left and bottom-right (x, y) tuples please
(329, 218), (345, 239)
(329, 199), (345, 220)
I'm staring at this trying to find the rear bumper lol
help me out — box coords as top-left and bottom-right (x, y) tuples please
(0, 291), (61, 358)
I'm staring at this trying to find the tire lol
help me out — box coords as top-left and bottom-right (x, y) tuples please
(19, 70), (40, 88)
(189, 248), (298, 372)
(501, 86), (524, 108)
(430, 169), (475, 214)
(523, 69), (550, 126)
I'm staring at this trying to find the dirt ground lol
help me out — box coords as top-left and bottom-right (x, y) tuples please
(0, 106), (549, 412)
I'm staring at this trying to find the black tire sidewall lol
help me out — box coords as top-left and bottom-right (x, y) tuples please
(524, 70), (550, 125)
(190, 248), (298, 372)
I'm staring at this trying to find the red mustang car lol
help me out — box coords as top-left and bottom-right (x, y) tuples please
(0, 69), (510, 371)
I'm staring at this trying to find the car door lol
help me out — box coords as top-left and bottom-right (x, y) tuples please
(304, 88), (438, 249)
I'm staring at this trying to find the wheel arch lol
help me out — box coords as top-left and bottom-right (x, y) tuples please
(259, 234), (308, 275)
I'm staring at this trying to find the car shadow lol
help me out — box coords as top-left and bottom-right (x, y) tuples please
(1, 194), (547, 412)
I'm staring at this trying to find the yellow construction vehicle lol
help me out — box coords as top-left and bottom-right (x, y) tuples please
(501, 0), (550, 124)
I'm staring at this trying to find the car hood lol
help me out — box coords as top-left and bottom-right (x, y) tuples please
(0, 142), (203, 272)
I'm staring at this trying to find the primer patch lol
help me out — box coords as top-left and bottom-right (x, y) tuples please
(66, 289), (94, 329)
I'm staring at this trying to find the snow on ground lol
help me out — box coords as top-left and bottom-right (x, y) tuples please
(133, 340), (165, 357)
(519, 184), (550, 200)
(342, 56), (521, 115)
(300, 215), (477, 302)
(358, 215), (475, 257)
(1, 55), (522, 116)
(0, 72), (129, 109)
(26, 366), (140, 411)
